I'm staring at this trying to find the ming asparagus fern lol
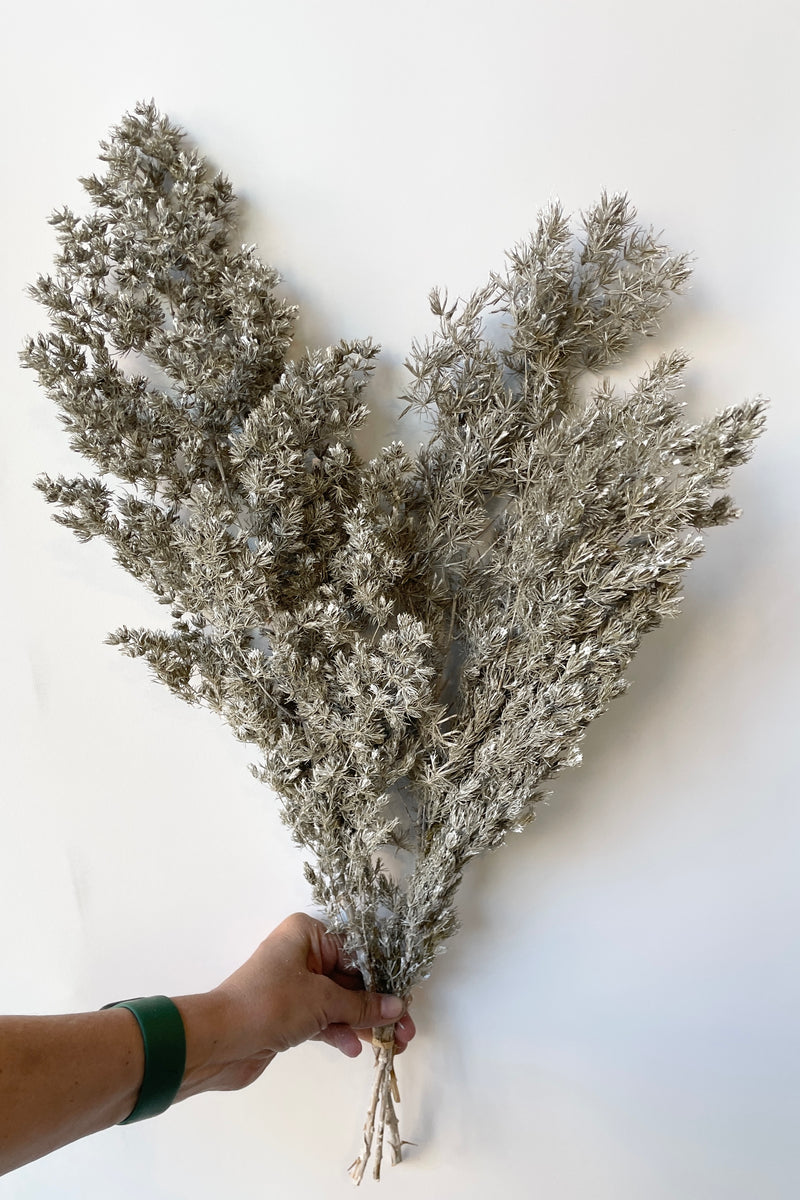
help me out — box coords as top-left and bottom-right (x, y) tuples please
(23, 101), (765, 1182)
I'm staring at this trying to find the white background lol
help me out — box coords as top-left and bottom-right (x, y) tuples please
(1, 2), (798, 1197)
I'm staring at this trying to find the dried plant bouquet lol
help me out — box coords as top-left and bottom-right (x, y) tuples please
(23, 102), (765, 1182)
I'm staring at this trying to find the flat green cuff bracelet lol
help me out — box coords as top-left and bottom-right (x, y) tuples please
(102, 995), (187, 1124)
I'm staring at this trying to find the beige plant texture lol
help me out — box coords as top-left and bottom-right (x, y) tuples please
(23, 101), (766, 1182)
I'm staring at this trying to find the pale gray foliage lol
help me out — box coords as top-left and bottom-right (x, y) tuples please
(24, 102), (765, 999)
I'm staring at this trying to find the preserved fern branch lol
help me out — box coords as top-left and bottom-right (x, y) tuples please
(23, 102), (766, 1182)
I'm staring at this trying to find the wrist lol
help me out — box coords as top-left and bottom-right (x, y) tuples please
(169, 990), (228, 1100)
(171, 988), (273, 1099)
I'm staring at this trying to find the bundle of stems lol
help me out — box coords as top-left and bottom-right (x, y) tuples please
(23, 102), (765, 1182)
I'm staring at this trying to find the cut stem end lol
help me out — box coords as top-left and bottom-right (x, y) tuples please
(349, 1026), (403, 1185)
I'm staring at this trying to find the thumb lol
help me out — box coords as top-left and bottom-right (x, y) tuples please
(323, 982), (404, 1031)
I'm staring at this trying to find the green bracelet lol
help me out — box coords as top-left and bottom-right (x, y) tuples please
(102, 995), (187, 1124)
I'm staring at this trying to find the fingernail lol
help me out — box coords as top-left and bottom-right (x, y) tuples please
(380, 996), (404, 1021)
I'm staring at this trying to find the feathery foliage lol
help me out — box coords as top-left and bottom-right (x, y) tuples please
(23, 101), (766, 1179)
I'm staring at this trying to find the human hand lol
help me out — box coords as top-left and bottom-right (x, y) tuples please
(175, 913), (415, 1098)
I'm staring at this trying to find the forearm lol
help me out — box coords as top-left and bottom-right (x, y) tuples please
(0, 991), (237, 1176)
(0, 916), (411, 1178)
(0, 1007), (143, 1175)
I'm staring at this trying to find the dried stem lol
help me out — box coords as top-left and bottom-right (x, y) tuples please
(349, 1026), (402, 1185)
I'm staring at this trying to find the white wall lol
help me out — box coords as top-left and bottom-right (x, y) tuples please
(1, 2), (798, 1197)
